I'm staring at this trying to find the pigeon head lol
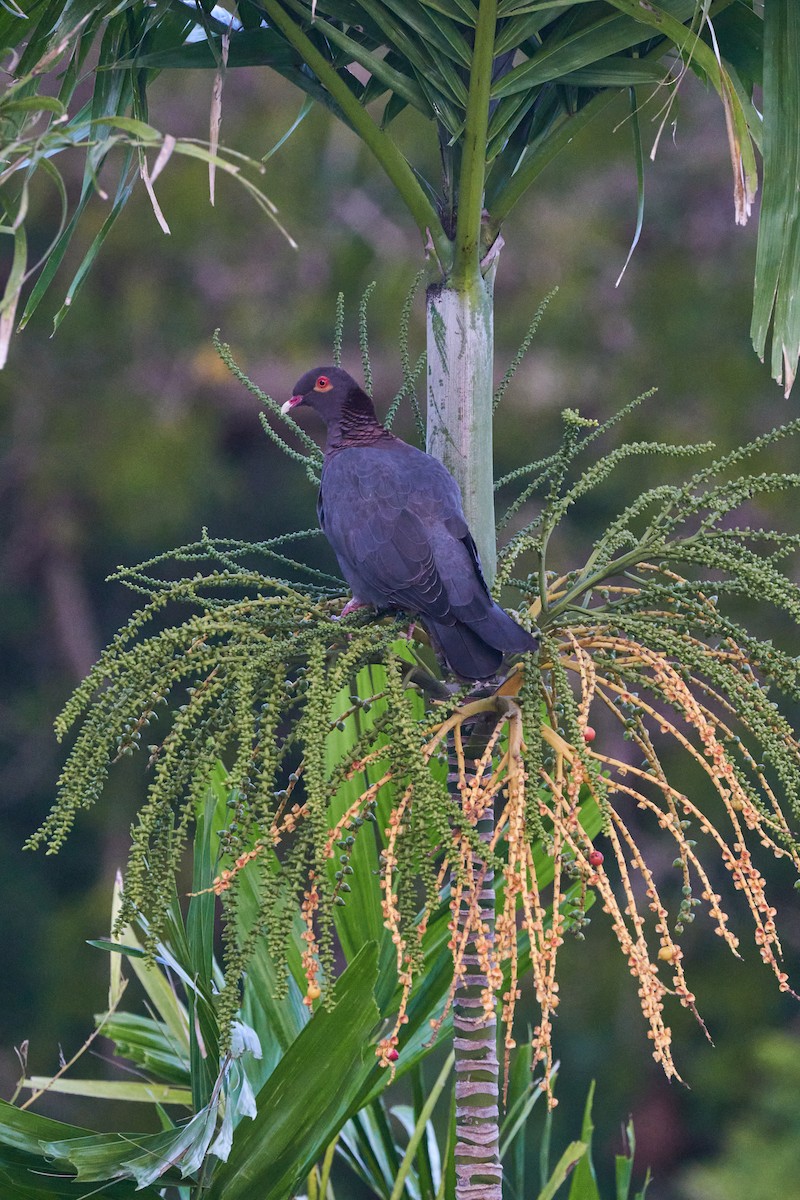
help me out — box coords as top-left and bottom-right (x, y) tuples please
(282, 366), (387, 450)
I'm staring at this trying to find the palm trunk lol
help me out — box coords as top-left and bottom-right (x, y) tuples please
(426, 265), (497, 587)
(428, 252), (502, 1200)
(448, 715), (501, 1200)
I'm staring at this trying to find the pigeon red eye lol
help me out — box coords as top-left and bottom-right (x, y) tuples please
(315, 375), (332, 391)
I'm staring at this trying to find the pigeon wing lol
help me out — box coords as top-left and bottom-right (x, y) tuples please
(320, 445), (477, 621)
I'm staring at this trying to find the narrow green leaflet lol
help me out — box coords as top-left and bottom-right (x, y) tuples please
(615, 86), (645, 287)
(0, 219), (25, 367)
(561, 57), (667, 87)
(106, 927), (191, 1053)
(377, 0), (472, 68)
(90, 114), (162, 141)
(18, 165), (108, 332)
(183, 770), (226, 1112)
(499, 1045), (544, 1163)
(387, 1053), (453, 1200)
(337, 1103), (401, 1197)
(751, 0), (800, 396)
(263, 96), (316, 161)
(486, 88), (620, 221)
(19, 1078), (191, 1106)
(538, 1141), (589, 1200)
(96, 1011), (191, 1086)
(283, 8), (429, 113)
(567, 1081), (600, 1200)
(714, 1), (762, 92)
(420, 0), (478, 26)
(491, 10), (655, 95)
(492, 0), (698, 96)
(495, 7), (568, 55)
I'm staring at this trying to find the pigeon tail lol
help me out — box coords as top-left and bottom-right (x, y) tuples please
(476, 604), (539, 656)
(427, 606), (538, 681)
(426, 619), (506, 682)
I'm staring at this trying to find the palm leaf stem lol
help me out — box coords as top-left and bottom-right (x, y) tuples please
(452, 0), (498, 287)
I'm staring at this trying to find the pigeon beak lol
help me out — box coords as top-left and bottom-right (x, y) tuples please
(281, 394), (304, 416)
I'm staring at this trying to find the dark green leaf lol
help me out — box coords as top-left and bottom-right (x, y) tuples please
(377, 0), (472, 67)
(136, 27), (355, 124)
(488, 87), (620, 222)
(338, 1104), (399, 1197)
(420, 0), (477, 26)
(235, 849), (310, 1092)
(0, 1099), (163, 1198)
(751, 0), (800, 396)
(186, 764), (227, 1110)
(99, 1011), (191, 1086)
(614, 1119), (635, 1200)
(137, 26), (310, 70)
(86, 939), (146, 958)
(492, 0), (697, 97)
(51, 171), (137, 334)
(495, 8), (569, 55)
(539, 1142), (588, 1200)
(285, 5), (429, 113)
(561, 56), (666, 87)
(714, 0), (763, 91)
(207, 943), (381, 1200)
(568, 1081), (600, 1200)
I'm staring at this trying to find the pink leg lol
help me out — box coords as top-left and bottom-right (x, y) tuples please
(339, 596), (371, 618)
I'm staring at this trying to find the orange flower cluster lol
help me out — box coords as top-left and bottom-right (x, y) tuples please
(204, 606), (799, 1100)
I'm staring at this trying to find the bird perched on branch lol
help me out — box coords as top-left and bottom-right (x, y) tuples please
(283, 366), (538, 681)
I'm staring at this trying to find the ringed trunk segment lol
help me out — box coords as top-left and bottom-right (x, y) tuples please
(449, 715), (502, 1200)
(426, 268), (498, 586)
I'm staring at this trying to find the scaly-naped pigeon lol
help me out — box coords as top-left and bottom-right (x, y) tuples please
(282, 366), (537, 681)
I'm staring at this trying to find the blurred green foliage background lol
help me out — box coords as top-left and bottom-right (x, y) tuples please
(2, 63), (799, 1198)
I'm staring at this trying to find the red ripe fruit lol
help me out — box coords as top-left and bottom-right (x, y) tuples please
(588, 850), (604, 867)
(583, 726), (596, 743)
(387, 1048), (399, 1062)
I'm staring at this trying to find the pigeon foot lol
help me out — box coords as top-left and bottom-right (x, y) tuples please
(337, 596), (371, 619)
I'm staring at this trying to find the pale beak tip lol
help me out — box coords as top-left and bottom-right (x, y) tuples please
(281, 395), (302, 416)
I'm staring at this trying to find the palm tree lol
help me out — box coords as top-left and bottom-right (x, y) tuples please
(3, 5), (799, 1199)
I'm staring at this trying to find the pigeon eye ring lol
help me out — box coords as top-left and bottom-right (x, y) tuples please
(314, 376), (332, 391)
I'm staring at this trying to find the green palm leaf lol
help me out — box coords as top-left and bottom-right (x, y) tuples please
(206, 943), (381, 1200)
(2, 0), (799, 385)
(751, 0), (800, 396)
